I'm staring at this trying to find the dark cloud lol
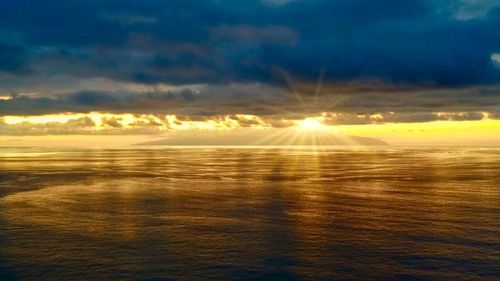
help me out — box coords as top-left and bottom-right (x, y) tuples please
(210, 25), (299, 45)
(0, 0), (499, 118)
(0, 1), (499, 86)
(0, 42), (29, 73)
(0, 83), (498, 119)
(320, 111), (490, 125)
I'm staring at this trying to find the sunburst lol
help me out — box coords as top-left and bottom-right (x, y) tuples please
(297, 118), (325, 131)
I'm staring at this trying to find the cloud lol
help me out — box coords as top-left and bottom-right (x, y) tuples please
(0, 109), (494, 136)
(446, 0), (500, 20)
(0, 0), (498, 87)
(261, 0), (297, 7)
(321, 111), (488, 125)
(0, 83), (499, 120)
(100, 11), (158, 26)
(0, 0), (498, 120)
(210, 25), (299, 45)
(492, 53), (500, 65)
(0, 42), (29, 73)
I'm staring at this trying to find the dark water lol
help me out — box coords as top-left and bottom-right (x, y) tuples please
(0, 147), (499, 281)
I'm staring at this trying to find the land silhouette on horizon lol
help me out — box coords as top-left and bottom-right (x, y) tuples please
(137, 129), (388, 146)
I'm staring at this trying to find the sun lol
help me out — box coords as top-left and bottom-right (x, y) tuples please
(297, 118), (325, 130)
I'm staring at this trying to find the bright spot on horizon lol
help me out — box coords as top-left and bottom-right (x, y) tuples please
(297, 118), (325, 131)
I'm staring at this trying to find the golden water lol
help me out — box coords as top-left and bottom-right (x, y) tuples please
(0, 147), (499, 280)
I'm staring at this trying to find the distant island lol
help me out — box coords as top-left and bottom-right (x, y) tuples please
(136, 130), (388, 146)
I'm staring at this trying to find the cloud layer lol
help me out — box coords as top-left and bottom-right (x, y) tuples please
(1, 83), (499, 118)
(0, 0), (499, 123)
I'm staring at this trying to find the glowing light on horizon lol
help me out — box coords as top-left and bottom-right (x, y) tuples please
(1, 112), (499, 146)
(1, 113), (273, 132)
(297, 118), (325, 131)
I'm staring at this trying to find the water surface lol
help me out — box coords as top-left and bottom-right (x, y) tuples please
(0, 147), (499, 280)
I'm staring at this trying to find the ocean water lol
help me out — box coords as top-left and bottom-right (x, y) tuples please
(0, 147), (499, 281)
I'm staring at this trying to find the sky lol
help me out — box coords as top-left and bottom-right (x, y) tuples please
(0, 0), (499, 145)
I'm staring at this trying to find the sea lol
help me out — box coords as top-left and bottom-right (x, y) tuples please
(0, 147), (499, 281)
